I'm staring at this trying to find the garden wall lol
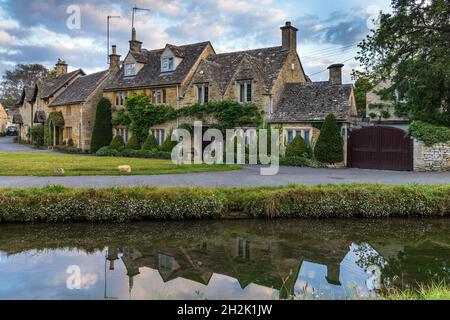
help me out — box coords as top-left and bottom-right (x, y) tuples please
(414, 140), (450, 172)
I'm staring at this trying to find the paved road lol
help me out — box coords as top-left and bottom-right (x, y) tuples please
(0, 166), (449, 188)
(0, 135), (448, 188)
(0, 136), (49, 153)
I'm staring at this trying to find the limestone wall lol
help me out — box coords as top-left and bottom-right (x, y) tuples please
(414, 140), (450, 172)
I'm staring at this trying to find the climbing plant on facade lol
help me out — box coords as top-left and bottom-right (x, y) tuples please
(113, 93), (264, 142)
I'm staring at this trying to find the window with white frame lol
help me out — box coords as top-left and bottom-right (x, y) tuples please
(152, 129), (166, 146)
(124, 63), (136, 77)
(196, 83), (209, 104)
(285, 128), (312, 145)
(238, 81), (253, 103)
(161, 57), (174, 72)
(151, 89), (167, 105)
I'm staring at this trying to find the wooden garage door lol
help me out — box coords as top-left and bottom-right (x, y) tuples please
(348, 126), (413, 171)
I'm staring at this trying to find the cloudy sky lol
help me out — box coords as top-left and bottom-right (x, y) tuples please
(0, 0), (391, 83)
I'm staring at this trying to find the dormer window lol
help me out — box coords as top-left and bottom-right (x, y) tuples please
(125, 63), (136, 77)
(161, 57), (174, 72)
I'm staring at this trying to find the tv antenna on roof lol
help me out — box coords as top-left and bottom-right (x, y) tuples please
(132, 5), (151, 29)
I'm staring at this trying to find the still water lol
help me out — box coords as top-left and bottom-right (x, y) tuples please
(0, 219), (448, 300)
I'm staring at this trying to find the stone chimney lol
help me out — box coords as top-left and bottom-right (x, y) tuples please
(129, 27), (142, 52)
(328, 64), (344, 85)
(55, 59), (68, 77)
(281, 21), (298, 51)
(109, 45), (121, 73)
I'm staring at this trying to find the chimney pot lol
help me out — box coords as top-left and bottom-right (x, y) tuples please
(328, 64), (344, 85)
(129, 28), (142, 52)
(109, 45), (121, 73)
(55, 59), (68, 77)
(281, 21), (298, 51)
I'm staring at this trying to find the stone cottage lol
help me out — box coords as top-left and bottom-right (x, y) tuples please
(104, 28), (215, 145)
(16, 60), (85, 141)
(0, 103), (8, 132)
(48, 69), (113, 150)
(270, 64), (358, 160)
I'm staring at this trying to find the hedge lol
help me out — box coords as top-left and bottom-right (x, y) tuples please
(0, 184), (448, 223)
(96, 146), (172, 159)
(408, 121), (450, 146)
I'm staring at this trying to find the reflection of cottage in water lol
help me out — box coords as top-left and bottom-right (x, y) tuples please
(104, 236), (386, 299)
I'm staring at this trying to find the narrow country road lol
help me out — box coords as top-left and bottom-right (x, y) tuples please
(0, 136), (49, 153)
(0, 166), (449, 188)
(0, 136), (449, 188)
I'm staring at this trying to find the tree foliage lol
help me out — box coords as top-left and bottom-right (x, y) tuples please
(356, 0), (450, 125)
(0, 64), (50, 107)
(314, 114), (344, 164)
(90, 98), (113, 153)
(352, 72), (374, 116)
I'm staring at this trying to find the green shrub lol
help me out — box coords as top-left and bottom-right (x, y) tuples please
(409, 121), (450, 146)
(30, 125), (45, 147)
(109, 135), (125, 150)
(0, 132), (6, 137)
(160, 129), (177, 152)
(0, 185), (448, 223)
(285, 136), (309, 158)
(96, 146), (119, 157)
(314, 114), (344, 164)
(143, 134), (159, 151)
(90, 98), (113, 153)
(280, 156), (324, 168)
(126, 135), (141, 150)
(53, 145), (85, 154)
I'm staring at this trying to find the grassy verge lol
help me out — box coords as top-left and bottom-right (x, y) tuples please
(0, 184), (448, 223)
(382, 281), (449, 300)
(0, 152), (241, 176)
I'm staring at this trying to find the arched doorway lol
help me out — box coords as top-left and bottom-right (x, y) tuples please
(348, 126), (413, 171)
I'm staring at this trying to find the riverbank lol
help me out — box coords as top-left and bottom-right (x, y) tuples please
(0, 184), (448, 223)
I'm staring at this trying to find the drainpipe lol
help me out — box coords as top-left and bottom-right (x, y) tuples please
(176, 85), (180, 128)
(80, 103), (84, 151)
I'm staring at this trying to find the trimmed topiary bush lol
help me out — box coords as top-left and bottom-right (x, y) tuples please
(314, 114), (344, 164)
(143, 134), (159, 151)
(126, 135), (141, 150)
(90, 98), (113, 153)
(160, 129), (177, 152)
(109, 135), (125, 150)
(285, 136), (309, 158)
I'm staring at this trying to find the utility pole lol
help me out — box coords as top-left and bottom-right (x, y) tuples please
(107, 15), (121, 64)
(131, 5), (151, 30)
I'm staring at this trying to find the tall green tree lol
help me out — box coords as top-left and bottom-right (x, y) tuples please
(0, 64), (50, 106)
(357, 0), (450, 125)
(352, 71), (374, 117)
(91, 98), (113, 153)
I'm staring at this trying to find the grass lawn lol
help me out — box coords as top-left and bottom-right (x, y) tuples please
(0, 152), (241, 176)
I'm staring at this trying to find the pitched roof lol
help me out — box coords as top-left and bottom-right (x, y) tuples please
(18, 86), (34, 105)
(192, 46), (290, 95)
(270, 82), (355, 123)
(105, 42), (211, 91)
(12, 113), (23, 124)
(38, 69), (85, 100)
(49, 70), (109, 107)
